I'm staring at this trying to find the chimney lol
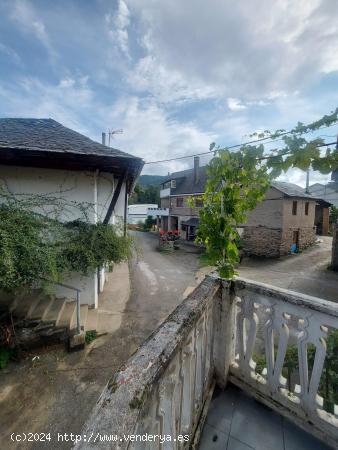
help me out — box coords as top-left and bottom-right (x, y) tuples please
(194, 156), (200, 184)
(305, 169), (310, 193)
(102, 132), (106, 146)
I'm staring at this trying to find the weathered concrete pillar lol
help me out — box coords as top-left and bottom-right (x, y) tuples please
(213, 279), (236, 388)
(331, 224), (338, 270)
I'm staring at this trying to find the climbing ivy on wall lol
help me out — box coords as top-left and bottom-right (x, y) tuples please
(197, 108), (338, 278)
(0, 188), (132, 292)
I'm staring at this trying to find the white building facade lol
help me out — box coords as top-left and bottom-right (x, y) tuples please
(127, 203), (158, 224)
(0, 118), (143, 308)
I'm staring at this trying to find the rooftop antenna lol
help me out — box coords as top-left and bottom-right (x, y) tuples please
(108, 128), (123, 147)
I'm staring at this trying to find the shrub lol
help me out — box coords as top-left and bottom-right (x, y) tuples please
(0, 204), (132, 292)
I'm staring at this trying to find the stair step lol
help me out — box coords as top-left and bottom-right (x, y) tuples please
(80, 304), (88, 331)
(85, 309), (98, 332)
(28, 295), (54, 320)
(57, 301), (76, 329)
(12, 291), (44, 319)
(43, 297), (67, 323)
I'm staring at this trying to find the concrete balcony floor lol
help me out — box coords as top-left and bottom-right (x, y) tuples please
(198, 383), (332, 450)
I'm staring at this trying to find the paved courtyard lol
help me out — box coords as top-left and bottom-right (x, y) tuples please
(239, 236), (338, 303)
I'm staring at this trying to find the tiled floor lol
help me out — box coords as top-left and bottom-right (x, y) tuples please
(198, 384), (333, 450)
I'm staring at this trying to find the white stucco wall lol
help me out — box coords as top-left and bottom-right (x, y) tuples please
(128, 204), (158, 224)
(0, 165), (127, 307)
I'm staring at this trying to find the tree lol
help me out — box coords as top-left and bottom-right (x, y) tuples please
(197, 146), (270, 278)
(197, 108), (338, 278)
(128, 183), (160, 205)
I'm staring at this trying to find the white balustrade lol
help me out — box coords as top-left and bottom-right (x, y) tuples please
(74, 276), (338, 450)
(228, 278), (338, 447)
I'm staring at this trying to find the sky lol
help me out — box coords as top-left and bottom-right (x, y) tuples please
(0, 0), (338, 185)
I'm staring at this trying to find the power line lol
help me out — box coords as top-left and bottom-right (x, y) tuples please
(144, 122), (338, 165)
(257, 140), (337, 162)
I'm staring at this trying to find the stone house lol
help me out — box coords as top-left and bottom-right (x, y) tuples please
(242, 181), (325, 257)
(152, 158), (328, 255)
(0, 118), (143, 307)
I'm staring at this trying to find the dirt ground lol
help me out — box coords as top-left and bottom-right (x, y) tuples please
(0, 231), (202, 450)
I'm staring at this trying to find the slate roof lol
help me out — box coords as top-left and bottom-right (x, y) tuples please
(162, 164), (332, 207)
(271, 181), (316, 199)
(0, 118), (144, 188)
(307, 183), (337, 207)
(272, 181), (331, 206)
(163, 165), (208, 195)
(0, 118), (137, 158)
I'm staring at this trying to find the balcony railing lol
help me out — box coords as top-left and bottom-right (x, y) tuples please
(75, 276), (338, 449)
(147, 207), (169, 216)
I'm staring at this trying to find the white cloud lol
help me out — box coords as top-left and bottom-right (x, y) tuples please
(124, 0), (338, 104)
(227, 98), (247, 111)
(0, 76), (94, 135)
(103, 96), (216, 173)
(278, 168), (331, 187)
(106, 0), (131, 59)
(1, 0), (338, 183)
(129, 55), (217, 103)
(0, 77), (216, 174)
(9, 0), (57, 61)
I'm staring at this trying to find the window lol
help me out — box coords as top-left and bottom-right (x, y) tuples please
(176, 197), (184, 207)
(195, 197), (203, 208)
(305, 202), (309, 216)
(171, 180), (176, 188)
(292, 201), (297, 215)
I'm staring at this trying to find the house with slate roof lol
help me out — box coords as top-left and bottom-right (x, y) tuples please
(241, 181), (331, 257)
(154, 157), (330, 256)
(0, 118), (143, 307)
(157, 156), (207, 240)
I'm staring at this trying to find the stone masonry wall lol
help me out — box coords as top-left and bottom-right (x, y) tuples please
(298, 227), (316, 250)
(242, 226), (283, 257)
(243, 226), (316, 257)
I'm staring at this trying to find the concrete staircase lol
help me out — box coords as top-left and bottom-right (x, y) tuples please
(2, 290), (98, 348)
